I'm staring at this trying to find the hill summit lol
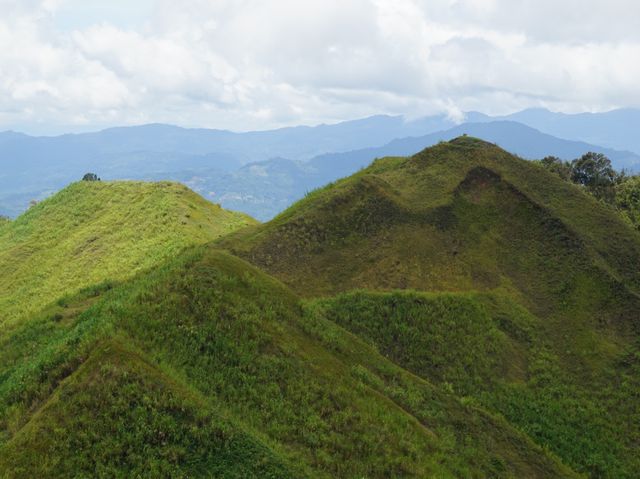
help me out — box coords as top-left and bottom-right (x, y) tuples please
(220, 137), (640, 477)
(0, 180), (255, 324)
(224, 136), (640, 298)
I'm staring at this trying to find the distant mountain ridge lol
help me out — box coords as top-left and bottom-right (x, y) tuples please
(0, 115), (454, 217)
(186, 121), (640, 220)
(468, 108), (640, 154)
(1, 110), (639, 218)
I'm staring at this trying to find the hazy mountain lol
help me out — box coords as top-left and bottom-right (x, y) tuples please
(188, 121), (640, 220)
(468, 108), (640, 154)
(1, 115), (638, 219)
(0, 115), (455, 217)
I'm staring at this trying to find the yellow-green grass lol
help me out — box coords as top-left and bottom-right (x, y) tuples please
(0, 181), (255, 325)
(0, 248), (576, 478)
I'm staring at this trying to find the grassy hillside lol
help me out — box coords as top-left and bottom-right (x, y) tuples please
(223, 137), (640, 297)
(0, 340), (296, 478)
(219, 137), (640, 477)
(0, 247), (576, 478)
(308, 290), (640, 478)
(0, 181), (255, 325)
(2, 139), (639, 477)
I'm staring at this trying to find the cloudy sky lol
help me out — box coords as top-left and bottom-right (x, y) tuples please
(1, 0), (638, 134)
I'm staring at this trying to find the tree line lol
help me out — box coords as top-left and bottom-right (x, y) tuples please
(536, 152), (640, 230)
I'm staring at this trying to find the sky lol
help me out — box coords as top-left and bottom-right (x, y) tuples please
(0, 0), (639, 134)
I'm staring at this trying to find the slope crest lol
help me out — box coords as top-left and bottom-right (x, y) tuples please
(222, 139), (640, 310)
(0, 180), (256, 325)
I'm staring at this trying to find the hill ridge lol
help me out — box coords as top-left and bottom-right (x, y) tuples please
(223, 139), (640, 299)
(214, 138), (640, 476)
(0, 247), (577, 477)
(0, 180), (256, 325)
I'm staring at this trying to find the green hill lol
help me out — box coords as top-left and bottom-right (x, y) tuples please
(0, 181), (255, 325)
(220, 137), (640, 477)
(1, 138), (639, 478)
(223, 137), (640, 298)
(0, 248), (575, 478)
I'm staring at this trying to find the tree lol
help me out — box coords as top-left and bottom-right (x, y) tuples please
(615, 176), (640, 230)
(82, 173), (100, 182)
(539, 156), (572, 181)
(570, 152), (618, 203)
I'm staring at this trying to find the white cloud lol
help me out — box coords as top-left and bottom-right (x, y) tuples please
(0, 0), (638, 133)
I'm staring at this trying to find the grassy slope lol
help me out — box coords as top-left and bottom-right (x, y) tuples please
(308, 290), (640, 478)
(219, 138), (640, 477)
(1, 140), (638, 477)
(0, 181), (255, 325)
(0, 340), (296, 478)
(222, 137), (640, 298)
(0, 248), (576, 478)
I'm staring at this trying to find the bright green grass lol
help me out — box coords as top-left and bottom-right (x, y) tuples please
(0, 247), (576, 478)
(0, 181), (255, 325)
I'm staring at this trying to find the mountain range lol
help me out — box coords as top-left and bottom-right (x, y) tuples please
(468, 108), (640, 154)
(1, 109), (640, 220)
(178, 120), (640, 220)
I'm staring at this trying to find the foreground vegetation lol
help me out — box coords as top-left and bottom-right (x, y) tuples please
(0, 248), (574, 478)
(1, 137), (638, 477)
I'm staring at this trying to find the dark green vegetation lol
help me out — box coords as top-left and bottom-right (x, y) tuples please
(223, 137), (640, 477)
(538, 153), (640, 231)
(1, 137), (639, 478)
(0, 181), (255, 325)
(616, 176), (640, 230)
(81, 172), (101, 182)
